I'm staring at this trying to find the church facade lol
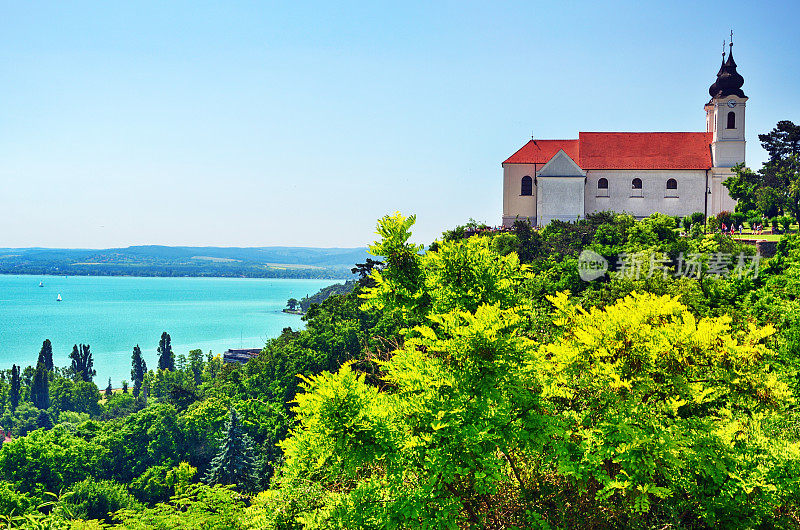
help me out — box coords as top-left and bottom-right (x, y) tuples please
(502, 42), (747, 227)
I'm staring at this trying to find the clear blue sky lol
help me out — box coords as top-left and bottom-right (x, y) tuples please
(1, 1), (798, 248)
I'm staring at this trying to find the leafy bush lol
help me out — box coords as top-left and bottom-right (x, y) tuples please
(101, 391), (139, 419)
(62, 478), (141, 523)
(129, 465), (171, 505)
(730, 211), (747, 227)
(690, 211), (706, 225)
(269, 214), (800, 528)
(0, 481), (36, 517)
(1, 402), (41, 437)
(489, 232), (519, 256)
(49, 378), (102, 416)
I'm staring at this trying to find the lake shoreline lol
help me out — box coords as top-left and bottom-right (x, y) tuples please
(0, 275), (338, 385)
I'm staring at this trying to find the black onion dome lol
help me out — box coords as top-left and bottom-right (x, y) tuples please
(709, 44), (746, 99)
(708, 56), (726, 99)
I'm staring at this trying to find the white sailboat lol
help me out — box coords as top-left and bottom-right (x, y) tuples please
(39, 281), (44, 287)
(56, 293), (62, 302)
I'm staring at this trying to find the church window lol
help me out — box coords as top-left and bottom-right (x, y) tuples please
(521, 176), (533, 196)
(666, 178), (677, 190)
(631, 177), (643, 197)
(598, 178), (608, 189)
(727, 111), (736, 129)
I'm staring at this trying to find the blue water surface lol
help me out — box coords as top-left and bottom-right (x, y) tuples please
(0, 275), (338, 385)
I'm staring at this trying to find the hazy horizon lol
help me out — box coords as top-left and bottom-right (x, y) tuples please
(2, 1), (798, 248)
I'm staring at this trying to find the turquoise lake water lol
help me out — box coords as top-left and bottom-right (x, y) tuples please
(0, 275), (339, 386)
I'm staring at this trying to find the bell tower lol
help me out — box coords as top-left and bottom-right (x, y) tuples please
(705, 33), (746, 215)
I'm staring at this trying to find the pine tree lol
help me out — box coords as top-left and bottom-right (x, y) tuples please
(9, 365), (21, 411)
(157, 332), (175, 372)
(70, 344), (96, 382)
(31, 363), (50, 410)
(204, 409), (260, 491)
(37, 339), (54, 371)
(105, 377), (113, 398)
(131, 345), (146, 398)
(121, 380), (128, 394)
(36, 410), (53, 430)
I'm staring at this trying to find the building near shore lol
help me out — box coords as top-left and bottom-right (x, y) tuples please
(502, 39), (747, 226)
(223, 348), (261, 364)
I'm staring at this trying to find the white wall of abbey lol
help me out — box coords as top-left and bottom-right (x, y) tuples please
(584, 170), (707, 218)
(502, 163), (537, 226)
(536, 176), (585, 225)
(709, 169), (738, 216)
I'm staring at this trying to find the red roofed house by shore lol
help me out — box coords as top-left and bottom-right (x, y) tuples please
(502, 39), (746, 226)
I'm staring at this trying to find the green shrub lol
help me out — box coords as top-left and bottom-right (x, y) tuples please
(730, 211), (747, 226)
(690, 211), (706, 225)
(62, 478), (141, 523)
(489, 232), (519, 256)
(57, 410), (90, 427)
(0, 481), (36, 517)
(102, 392), (138, 419)
(716, 210), (732, 227)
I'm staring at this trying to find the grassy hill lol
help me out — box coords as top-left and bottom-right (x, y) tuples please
(0, 246), (369, 279)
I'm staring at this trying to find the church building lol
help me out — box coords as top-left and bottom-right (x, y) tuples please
(502, 40), (747, 226)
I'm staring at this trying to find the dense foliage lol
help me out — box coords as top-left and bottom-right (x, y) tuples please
(726, 120), (800, 224)
(3, 208), (800, 527)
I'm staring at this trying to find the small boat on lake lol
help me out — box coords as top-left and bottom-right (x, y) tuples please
(56, 294), (62, 302)
(39, 281), (44, 287)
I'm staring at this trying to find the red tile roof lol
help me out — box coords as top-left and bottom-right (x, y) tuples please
(503, 132), (713, 170)
(503, 139), (579, 165)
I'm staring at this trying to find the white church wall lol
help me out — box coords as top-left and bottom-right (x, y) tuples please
(584, 170), (707, 218)
(709, 170), (738, 216)
(536, 176), (585, 225)
(502, 163), (537, 226)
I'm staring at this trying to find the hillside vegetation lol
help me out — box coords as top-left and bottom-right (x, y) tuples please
(2, 212), (800, 528)
(0, 246), (369, 279)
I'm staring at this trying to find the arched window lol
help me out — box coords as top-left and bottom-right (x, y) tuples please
(631, 178), (642, 190)
(666, 178), (677, 190)
(521, 175), (532, 196)
(727, 111), (736, 129)
(598, 178), (608, 189)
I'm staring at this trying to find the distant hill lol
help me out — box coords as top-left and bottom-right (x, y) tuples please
(0, 246), (370, 279)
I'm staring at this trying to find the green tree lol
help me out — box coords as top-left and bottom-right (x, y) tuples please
(286, 298), (299, 311)
(157, 332), (175, 372)
(35, 409), (52, 430)
(188, 349), (204, 386)
(69, 344), (95, 382)
(121, 380), (128, 394)
(131, 345), (146, 398)
(9, 365), (20, 411)
(105, 378), (113, 399)
(49, 378), (102, 416)
(0, 426), (107, 495)
(30, 363), (49, 410)
(37, 339), (53, 372)
(62, 478), (141, 524)
(0, 481), (36, 518)
(726, 121), (800, 224)
(204, 409), (260, 492)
